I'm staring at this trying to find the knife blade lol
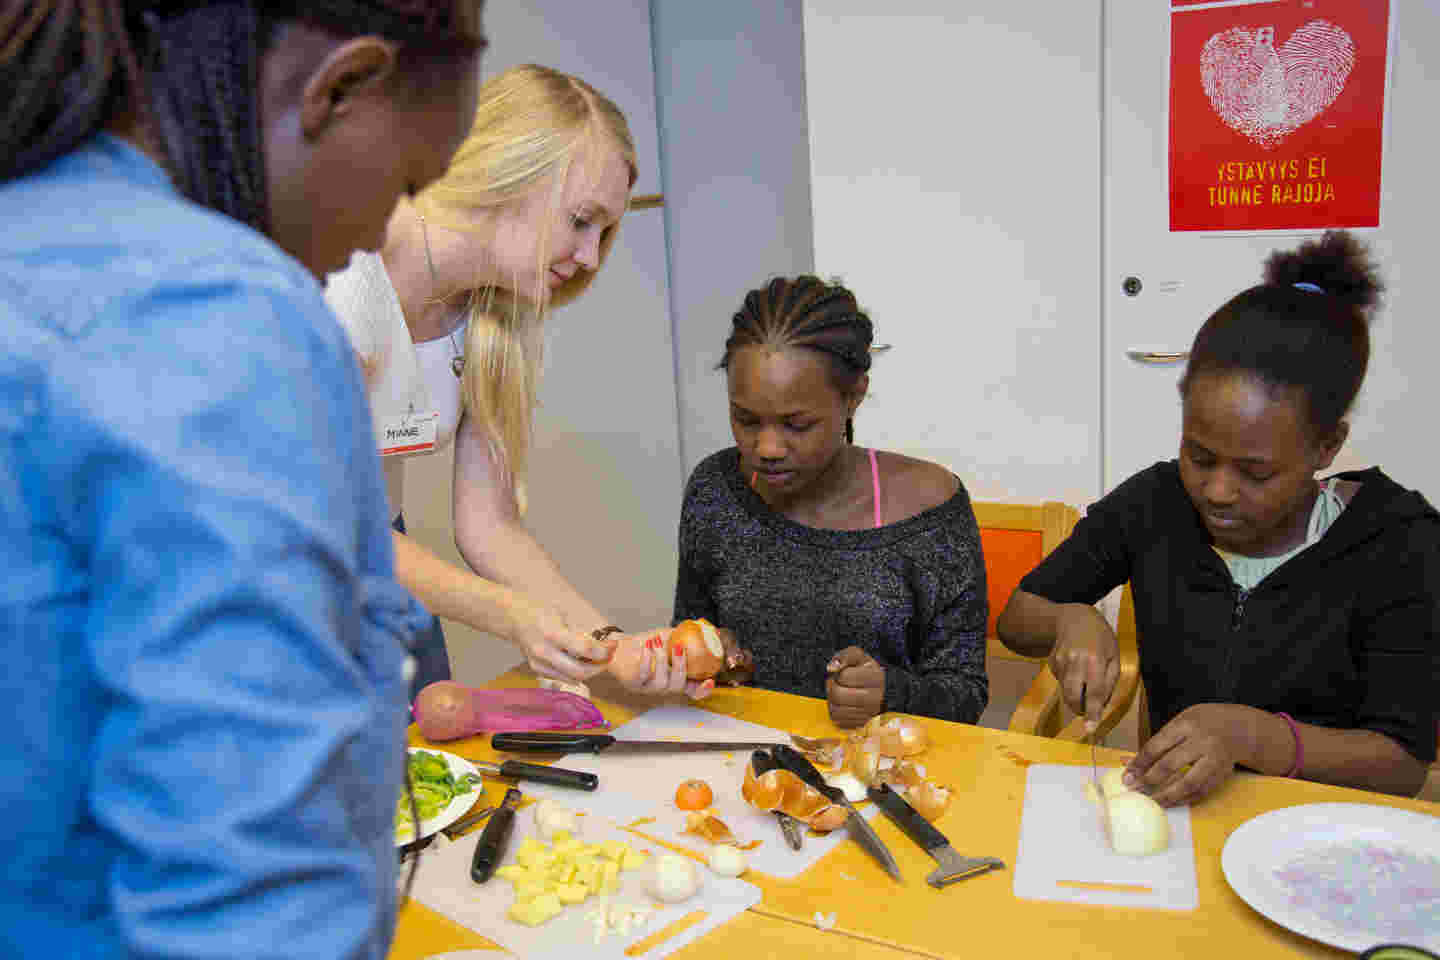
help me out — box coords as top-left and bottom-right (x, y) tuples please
(398, 804), (496, 862)
(1085, 684), (1113, 849)
(751, 750), (804, 850)
(491, 732), (785, 755)
(771, 744), (900, 881)
(470, 787), (522, 884)
(868, 783), (1003, 887)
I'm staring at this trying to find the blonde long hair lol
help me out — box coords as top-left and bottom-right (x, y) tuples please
(414, 64), (637, 513)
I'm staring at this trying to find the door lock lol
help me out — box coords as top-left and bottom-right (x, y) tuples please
(1122, 276), (1143, 297)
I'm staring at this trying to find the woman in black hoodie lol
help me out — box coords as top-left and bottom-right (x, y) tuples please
(999, 231), (1438, 805)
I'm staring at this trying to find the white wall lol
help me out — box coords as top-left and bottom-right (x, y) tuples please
(652, 0), (816, 478)
(802, 1), (1105, 506)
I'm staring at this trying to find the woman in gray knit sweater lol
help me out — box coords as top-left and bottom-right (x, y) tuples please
(674, 277), (989, 727)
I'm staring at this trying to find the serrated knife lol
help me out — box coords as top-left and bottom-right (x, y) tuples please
(491, 731), (785, 755)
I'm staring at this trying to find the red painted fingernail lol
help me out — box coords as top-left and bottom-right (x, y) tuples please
(648, 635), (662, 650)
(671, 641), (684, 658)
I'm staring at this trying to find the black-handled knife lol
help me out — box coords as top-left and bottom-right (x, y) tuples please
(772, 745), (901, 880)
(492, 732), (784, 755)
(470, 787), (523, 884)
(752, 750), (804, 850)
(474, 759), (598, 791)
(868, 783), (1003, 888)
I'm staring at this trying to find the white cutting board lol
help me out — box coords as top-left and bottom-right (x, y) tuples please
(1013, 764), (1198, 910)
(409, 803), (762, 959)
(515, 705), (884, 879)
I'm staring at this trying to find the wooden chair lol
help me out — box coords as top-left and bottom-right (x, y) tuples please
(972, 501), (1141, 743)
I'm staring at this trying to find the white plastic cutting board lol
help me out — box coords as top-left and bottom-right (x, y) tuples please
(1013, 763), (1197, 910)
(515, 705), (885, 879)
(409, 803), (762, 959)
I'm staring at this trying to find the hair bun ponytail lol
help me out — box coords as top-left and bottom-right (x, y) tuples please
(1263, 229), (1383, 315)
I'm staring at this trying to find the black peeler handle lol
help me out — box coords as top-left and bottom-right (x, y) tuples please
(494, 759), (598, 791)
(470, 788), (522, 883)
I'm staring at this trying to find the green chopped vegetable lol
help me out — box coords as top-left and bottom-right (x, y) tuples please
(395, 750), (484, 840)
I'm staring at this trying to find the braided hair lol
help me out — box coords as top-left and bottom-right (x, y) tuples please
(1180, 230), (1383, 441)
(721, 275), (875, 443)
(1, 0), (484, 232)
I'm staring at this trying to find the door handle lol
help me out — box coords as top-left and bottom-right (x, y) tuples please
(1125, 350), (1188, 364)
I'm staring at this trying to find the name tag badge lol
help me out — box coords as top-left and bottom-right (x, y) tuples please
(377, 410), (439, 457)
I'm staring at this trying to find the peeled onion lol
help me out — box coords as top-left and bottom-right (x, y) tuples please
(533, 798), (579, 841)
(1106, 791), (1170, 856)
(645, 853), (701, 903)
(1090, 767), (1169, 856)
(705, 844), (748, 877)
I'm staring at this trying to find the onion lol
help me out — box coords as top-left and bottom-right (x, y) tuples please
(845, 738), (883, 786)
(670, 619), (725, 680)
(705, 844), (748, 877)
(533, 798), (579, 842)
(906, 781), (952, 821)
(645, 853), (701, 903)
(822, 771), (868, 803)
(1106, 791), (1170, 856)
(862, 714), (928, 757)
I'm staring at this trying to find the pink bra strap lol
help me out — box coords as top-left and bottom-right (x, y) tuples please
(868, 448), (882, 528)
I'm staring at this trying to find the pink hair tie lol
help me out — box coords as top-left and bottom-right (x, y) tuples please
(1276, 712), (1303, 777)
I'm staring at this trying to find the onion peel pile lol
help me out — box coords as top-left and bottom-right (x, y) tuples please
(683, 811), (739, 846)
(790, 713), (954, 822)
(740, 759), (849, 832)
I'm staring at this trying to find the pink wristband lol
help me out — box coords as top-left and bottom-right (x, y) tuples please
(1276, 711), (1303, 777)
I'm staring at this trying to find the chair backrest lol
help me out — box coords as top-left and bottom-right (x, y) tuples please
(972, 500), (1141, 742)
(971, 501), (1080, 664)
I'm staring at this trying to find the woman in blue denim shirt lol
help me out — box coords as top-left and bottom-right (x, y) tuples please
(0, 1), (482, 957)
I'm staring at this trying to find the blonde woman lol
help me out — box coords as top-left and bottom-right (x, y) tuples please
(327, 64), (697, 700)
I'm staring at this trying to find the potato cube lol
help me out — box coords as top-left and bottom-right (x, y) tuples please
(555, 882), (589, 905)
(508, 892), (563, 927)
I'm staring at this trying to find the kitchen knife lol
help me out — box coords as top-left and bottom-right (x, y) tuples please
(473, 759), (598, 791)
(751, 750), (804, 850)
(492, 731), (785, 755)
(398, 804), (497, 862)
(1086, 684), (1113, 848)
(868, 783), (1004, 888)
(470, 787), (522, 884)
(771, 744), (901, 881)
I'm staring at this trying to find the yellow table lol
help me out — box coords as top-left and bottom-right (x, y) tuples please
(391, 669), (1438, 960)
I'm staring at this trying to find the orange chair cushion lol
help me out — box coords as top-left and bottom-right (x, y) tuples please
(979, 527), (1044, 657)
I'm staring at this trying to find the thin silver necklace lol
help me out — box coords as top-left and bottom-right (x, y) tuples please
(417, 211), (465, 378)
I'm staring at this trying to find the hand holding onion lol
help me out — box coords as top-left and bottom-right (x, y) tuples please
(605, 619), (726, 699)
(1124, 702), (1248, 807)
(825, 646), (886, 728)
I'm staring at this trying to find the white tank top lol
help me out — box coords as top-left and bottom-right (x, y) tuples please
(324, 250), (465, 520)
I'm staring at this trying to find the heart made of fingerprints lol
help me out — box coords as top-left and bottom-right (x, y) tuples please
(1199, 19), (1355, 149)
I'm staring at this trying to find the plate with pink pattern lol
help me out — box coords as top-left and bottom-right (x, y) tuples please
(1223, 803), (1440, 953)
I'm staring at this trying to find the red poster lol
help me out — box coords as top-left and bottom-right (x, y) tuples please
(1169, 0), (1390, 232)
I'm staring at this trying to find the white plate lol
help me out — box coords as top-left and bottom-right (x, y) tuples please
(395, 747), (484, 846)
(1221, 802), (1440, 953)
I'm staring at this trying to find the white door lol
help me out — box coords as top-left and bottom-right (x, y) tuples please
(1103, 0), (1440, 500)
